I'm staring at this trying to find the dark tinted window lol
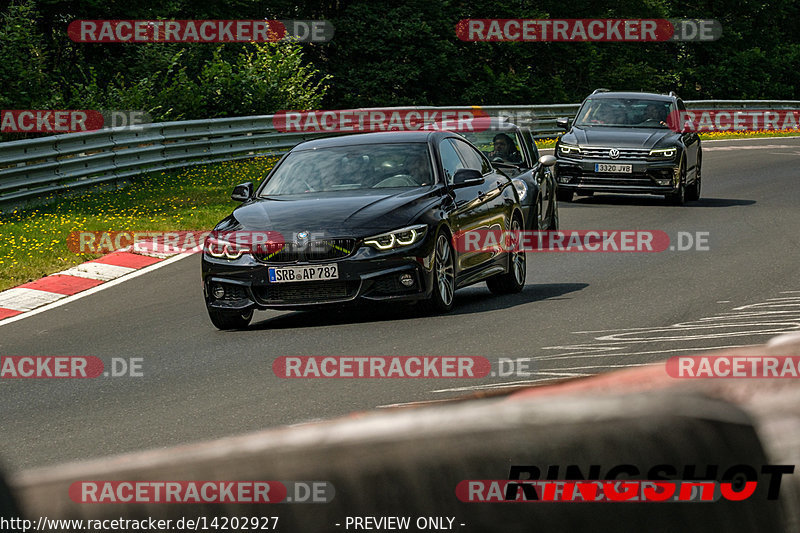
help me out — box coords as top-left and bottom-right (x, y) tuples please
(439, 138), (465, 185)
(452, 138), (491, 174)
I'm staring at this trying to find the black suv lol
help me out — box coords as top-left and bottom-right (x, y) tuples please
(554, 89), (701, 205)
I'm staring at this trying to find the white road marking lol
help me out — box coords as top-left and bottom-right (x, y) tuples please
(57, 262), (136, 281)
(0, 253), (190, 327)
(0, 288), (66, 311)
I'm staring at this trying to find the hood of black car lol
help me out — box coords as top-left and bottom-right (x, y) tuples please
(563, 126), (676, 149)
(228, 188), (438, 237)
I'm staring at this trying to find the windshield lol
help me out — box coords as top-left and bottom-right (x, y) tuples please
(575, 98), (675, 128)
(259, 143), (434, 195)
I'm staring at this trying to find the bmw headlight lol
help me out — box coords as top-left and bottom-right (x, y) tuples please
(649, 147), (677, 159)
(205, 234), (248, 260)
(558, 143), (582, 156)
(364, 224), (427, 251)
(512, 178), (528, 202)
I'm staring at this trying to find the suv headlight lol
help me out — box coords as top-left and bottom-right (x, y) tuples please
(558, 143), (582, 156)
(512, 178), (528, 202)
(649, 147), (677, 159)
(364, 224), (427, 251)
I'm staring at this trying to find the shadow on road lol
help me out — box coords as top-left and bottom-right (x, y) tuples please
(568, 195), (755, 207)
(248, 282), (589, 330)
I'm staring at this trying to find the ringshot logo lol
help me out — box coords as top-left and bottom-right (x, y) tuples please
(457, 464), (794, 502)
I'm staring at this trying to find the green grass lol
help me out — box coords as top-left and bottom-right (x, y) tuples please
(0, 156), (278, 292)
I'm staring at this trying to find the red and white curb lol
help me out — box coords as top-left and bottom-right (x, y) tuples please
(0, 251), (179, 322)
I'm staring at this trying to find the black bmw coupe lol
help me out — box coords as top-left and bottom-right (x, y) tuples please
(201, 130), (526, 329)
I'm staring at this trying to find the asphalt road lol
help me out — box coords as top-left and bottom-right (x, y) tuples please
(2, 136), (800, 472)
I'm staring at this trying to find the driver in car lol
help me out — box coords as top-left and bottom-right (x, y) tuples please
(641, 104), (668, 126)
(488, 133), (523, 164)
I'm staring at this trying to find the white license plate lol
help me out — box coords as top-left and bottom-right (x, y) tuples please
(268, 264), (339, 283)
(595, 163), (632, 173)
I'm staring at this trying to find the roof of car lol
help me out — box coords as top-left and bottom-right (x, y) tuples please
(293, 130), (445, 150)
(586, 91), (676, 101)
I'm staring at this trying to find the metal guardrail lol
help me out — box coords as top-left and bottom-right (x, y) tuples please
(2, 101), (799, 211)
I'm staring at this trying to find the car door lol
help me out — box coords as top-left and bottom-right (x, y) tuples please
(438, 138), (491, 273)
(450, 137), (515, 271)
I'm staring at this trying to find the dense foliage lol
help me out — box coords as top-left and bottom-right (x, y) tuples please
(1, 0), (797, 129)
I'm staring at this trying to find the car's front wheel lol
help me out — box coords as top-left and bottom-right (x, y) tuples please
(487, 216), (526, 295)
(686, 152), (702, 201)
(666, 158), (687, 205)
(423, 231), (456, 313)
(208, 307), (253, 330)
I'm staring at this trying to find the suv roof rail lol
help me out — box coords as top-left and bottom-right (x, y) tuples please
(592, 88), (611, 95)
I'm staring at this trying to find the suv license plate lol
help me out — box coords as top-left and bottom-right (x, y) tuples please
(595, 163), (632, 173)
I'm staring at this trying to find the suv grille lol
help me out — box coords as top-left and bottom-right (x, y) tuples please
(253, 238), (356, 264)
(581, 147), (650, 160)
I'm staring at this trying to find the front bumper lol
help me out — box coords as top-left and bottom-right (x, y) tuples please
(202, 239), (436, 311)
(556, 157), (679, 194)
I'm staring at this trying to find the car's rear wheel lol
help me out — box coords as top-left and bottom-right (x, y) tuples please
(666, 158), (687, 205)
(208, 307), (253, 330)
(423, 231), (455, 313)
(487, 216), (526, 295)
(686, 153), (702, 201)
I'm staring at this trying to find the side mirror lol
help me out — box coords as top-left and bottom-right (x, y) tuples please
(452, 168), (484, 187)
(556, 117), (570, 131)
(538, 155), (557, 167)
(231, 182), (253, 202)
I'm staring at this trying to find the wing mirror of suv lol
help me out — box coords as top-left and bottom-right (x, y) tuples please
(538, 155), (557, 167)
(231, 182), (253, 202)
(556, 117), (571, 131)
(452, 168), (485, 187)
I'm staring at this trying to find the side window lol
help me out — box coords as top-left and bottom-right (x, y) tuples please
(452, 139), (491, 174)
(525, 131), (540, 161)
(438, 139), (465, 185)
